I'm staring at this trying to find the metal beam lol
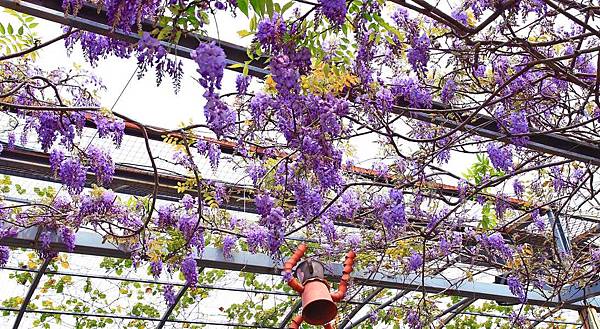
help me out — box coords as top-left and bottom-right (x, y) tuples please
(399, 106), (600, 166)
(0, 0), (269, 78)
(548, 209), (600, 329)
(548, 211), (572, 255)
(12, 256), (51, 329)
(157, 284), (189, 329)
(435, 298), (477, 328)
(1, 265), (382, 306)
(2, 227), (596, 310)
(2, 227), (600, 319)
(0, 306), (279, 328)
(0, 147), (258, 213)
(457, 310), (580, 326)
(338, 287), (384, 328)
(278, 300), (301, 329)
(345, 289), (409, 328)
(157, 267), (204, 329)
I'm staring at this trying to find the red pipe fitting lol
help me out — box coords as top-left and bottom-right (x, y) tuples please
(331, 250), (356, 302)
(289, 315), (304, 329)
(288, 278), (304, 293)
(285, 244), (308, 293)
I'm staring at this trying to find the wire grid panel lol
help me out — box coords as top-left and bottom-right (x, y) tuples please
(0, 113), (252, 186)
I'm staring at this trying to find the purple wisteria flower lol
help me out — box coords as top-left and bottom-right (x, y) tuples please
(49, 149), (65, 174)
(150, 260), (163, 278)
(181, 255), (198, 287)
(87, 146), (115, 187)
(235, 74), (251, 95)
(508, 110), (530, 146)
(59, 227), (76, 252)
(512, 180), (524, 198)
(256, 13), (287, 49)
(382, 189), (407, 236)
(391, 77), (432, 108)
(163, 284), (176, 306)
(39, 231), (58, 260)
(551, 166), (564, 192)
(93, 114), (125, 146)
(255, 193), (274, 217)
(58, 157), (87, 195)
(191, 42), (226, 93)
(156, 204), (177, 228)
(531, 208), (544, 231)
(480, 232), (514, 260)
(507, 275), (527, 303)
(246, 225), (268, 253)
(321, 216), (337, 242)
(487, 144), (513, 172)
(346, 233), (362, 250)
(270, 54), (300, 95)
(0, 246), (9, 267)
(474, 64), (486, 77)
(222, 235), (237, 259)
(181, 194), (195, 211)
(7, 132), (15, 150)
(203, 94), (236, 138)
(441, 78), (457, 104)
(406, 309), (422, 329)
(407, 251), (423, 272)
(407, 33), (430, 71)
(320, 0), (347, 26)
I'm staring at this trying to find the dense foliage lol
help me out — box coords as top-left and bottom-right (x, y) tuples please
(2, 0), (600, 327)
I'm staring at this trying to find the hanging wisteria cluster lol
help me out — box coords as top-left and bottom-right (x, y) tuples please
(2, 0), (600, 327)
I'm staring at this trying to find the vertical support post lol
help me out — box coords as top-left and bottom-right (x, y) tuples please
(279, 301), (301, 329)
(548, 210), (597, 328)
(12, 257), (51, 329)
(345, 289), (409, 328)
(580, 308), (600, 329)
(547, 210), (571, 256)
(435, 298), (476, 329)
(337, 287), (384, 328)
(156, 267), (203, 329)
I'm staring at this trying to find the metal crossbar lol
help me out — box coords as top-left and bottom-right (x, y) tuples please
(0, 0), (269, 78)
(0, 306), (280, 328)
(2, 227), (597, 310)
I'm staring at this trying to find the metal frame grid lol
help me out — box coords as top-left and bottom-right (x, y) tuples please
(0, 0), (599, 327)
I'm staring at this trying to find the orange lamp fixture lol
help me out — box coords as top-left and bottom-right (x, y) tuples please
(283, 243), (356, 329)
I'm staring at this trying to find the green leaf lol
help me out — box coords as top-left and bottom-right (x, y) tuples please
(250, 0), (262, 16)
(7, 23), (13, 35)
(237, 29), (253, 37)
(238, 0), (249, 16)
(243, 61), (249, 76)
(265, 0), (274, 17)
(83, 279), (92, 293)
(17, 26), (23, 35)
(156, 26), (172, 40)
(0, 23), (5, 34)
(281, 1), (294, 13)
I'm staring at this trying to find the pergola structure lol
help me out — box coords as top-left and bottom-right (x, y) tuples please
(1, 0), (600, 328)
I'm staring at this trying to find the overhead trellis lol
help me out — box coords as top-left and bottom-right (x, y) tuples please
(1, 0), (600, 328)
